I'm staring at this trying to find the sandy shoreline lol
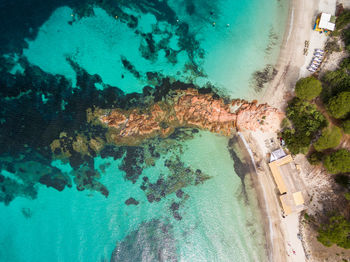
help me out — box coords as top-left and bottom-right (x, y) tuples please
(241, 0), (337, 261)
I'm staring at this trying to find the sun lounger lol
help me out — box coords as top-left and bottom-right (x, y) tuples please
(313, 57), (322, 62)
(314, 53), (324, 58)
(307, 65), (318, 71)
(314, 51), (324, 55)
(309, 63), (319, 69)
(311, 60), (320, 65)
(307, 67), (316, 72)
(315, 49), (324, 53)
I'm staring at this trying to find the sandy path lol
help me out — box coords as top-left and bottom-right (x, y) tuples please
(260, 0), (335, 110)
(243, 0), (337, 261)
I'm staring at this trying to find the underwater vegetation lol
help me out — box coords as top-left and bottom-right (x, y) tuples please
(0, 54), (215, 207)
(110, 219), (177, 262)
(0, 1), (252, 229)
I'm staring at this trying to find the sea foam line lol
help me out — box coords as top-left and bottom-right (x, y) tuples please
(286, 7), (294, 43)
(237, 132), (274, 262)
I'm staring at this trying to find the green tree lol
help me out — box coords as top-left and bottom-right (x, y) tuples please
(282, 98), (327, 154)
(335, 10), (350, 31)
(322, 58), (350, 102)
(307, 151), (324, 165)
(295, 76), (322, 100)
(318, 214), (350, 248)
(314, 126), (342, 151)
(323, 149), (350, 174)
(282, 129), (311, 154)
(327, 91), (350, 119)
(343, 120), (350, 134)
(286, 98), (327, 136)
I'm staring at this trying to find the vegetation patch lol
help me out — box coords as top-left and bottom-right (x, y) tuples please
(295, 76), (322, 101)
(323, 149), (350, 174)
(343, 120), (350, 134)
(314, 126), (342, 151)
(318, 214), (350, 248)
(281, 98), (327, 154)
(327, 91), (350, 119)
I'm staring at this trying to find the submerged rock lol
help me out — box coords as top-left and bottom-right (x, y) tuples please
(21, 207), (32, 218)
(39, 174), (68, 192)
(125, 197), (139, 206)
(111, 219), (177, 262)
(170, 202), (179, 211)
(176, 189), (184, 198)
(173, 211), (182, 221)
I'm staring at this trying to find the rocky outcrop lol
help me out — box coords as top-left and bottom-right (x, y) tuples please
(97, 89), (284, 145)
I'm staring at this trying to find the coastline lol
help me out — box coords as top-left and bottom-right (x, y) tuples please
(241, 0), (337, 261)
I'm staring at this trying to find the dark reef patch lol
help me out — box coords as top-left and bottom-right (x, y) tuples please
(0, 0), (83, 54)
(21, 207), (32, 218)
(111, 219), (177, 262)
(119, 146), (145, 184)
(0, 53), (213, 204)
(227, 137), (251, 201)
(265, 28), (279, 55)
(140, 155), (210, 203)
(125, 197), (139, 206)
(176, 189), (184, 198)
(251, 64), (277, 92)
(0, 52), (216, 205)
(120, 56), (141, 79)
(0, 0), (222, 204)
(39, 174), (69, 192)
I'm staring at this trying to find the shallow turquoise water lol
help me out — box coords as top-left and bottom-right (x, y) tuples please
(0, 0), (288, 261)
(0, 133), (265, 262)
(22, 0), (287, 98)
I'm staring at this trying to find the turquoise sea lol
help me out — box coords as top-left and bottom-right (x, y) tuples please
(0, 0), (288, 261)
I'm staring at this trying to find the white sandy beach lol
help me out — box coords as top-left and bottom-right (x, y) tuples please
(243, 0), (338, 261)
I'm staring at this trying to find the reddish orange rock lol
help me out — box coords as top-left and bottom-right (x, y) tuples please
(99, 89), (284, 145)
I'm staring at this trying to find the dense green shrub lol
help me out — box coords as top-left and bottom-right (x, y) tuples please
(295, 77), (322, 100)
(282, 129), (311, 154)
(335, 10), (350, 32)
(343, 29), (350, 52)
(307, 151), (324, 165)
(282, 98), (327, 154)
(344, 192), (350, 201)
(322, 58), (350, 101)
(327, 91), (350, 119)
(324, 149), (350, 174)
(343, 120), (350, 134)
(335, 174), (350, 189)
(286, 98), (328, 135)
(318, 214), (350, 248)
(281, 118), (291, 129)
(314, 126), (342, 151)
(325, 39), (342, 53)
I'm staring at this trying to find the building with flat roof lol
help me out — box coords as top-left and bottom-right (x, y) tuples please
(314, 12), (336, 32)
(268, 149), (306, 216)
